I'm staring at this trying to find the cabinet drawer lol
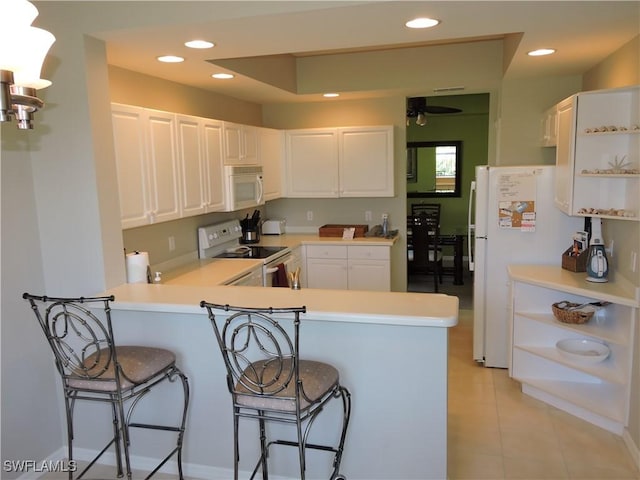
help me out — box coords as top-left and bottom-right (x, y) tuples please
(348, 245), (389, 261)
(305, 245), (348, 259)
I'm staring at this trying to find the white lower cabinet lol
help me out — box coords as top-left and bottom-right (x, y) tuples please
(305, 244), (390, 291)
(509, 265), (638, 434)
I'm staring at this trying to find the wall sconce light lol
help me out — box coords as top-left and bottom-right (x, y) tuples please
(0, 0), (56, 129)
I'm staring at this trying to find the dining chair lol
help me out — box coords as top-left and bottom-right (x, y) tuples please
(411, 203), (441, 226)
(23, 293), (190, 480)
(200, 302), (351, 480)
(409, 213), (443, 292)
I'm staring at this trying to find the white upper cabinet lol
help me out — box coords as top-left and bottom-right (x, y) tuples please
(285, 125), (394, 198)
(554, 86), (639, 221)
(201, 119), (225, 212)
(339, 126), (394, 197)
(112, 104), (180, 229)
(259, 127), (285, 201)
(176, 115), (225, 217)
(223, 122), (259, 165)
(285, 128), (340, 197)
(176, 115), (206, 217)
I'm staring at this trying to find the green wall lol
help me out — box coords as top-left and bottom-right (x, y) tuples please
(406, 93), (490, 252)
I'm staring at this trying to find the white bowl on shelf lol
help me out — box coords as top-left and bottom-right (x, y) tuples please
(556, 338), (610, 364)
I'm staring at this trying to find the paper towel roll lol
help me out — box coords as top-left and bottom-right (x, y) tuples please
(126, 251), (150, 283)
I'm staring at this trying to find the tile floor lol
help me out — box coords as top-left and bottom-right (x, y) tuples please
(448, 309), (640, 480)
(38, 309), (640, 480)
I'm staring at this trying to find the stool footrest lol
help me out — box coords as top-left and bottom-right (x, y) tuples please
(271, 439), (338, 454)
(129, 422), (182, 432)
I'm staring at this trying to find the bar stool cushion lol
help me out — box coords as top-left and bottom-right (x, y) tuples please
(235, 359), (339, 412)
(68, 346), (176, 392)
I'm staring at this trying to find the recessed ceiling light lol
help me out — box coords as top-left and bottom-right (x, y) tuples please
(212, 73), (234, 79)
(323, 93), (340, 98)
(528, 48), (556, 57)
(157, 55), (184, 63)
(405, 17), (440, 29)
(185, 40), (214, 49)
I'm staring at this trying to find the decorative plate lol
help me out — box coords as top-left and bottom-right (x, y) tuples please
(555, 338), (610, 364)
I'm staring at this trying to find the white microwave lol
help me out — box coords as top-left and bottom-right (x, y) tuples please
(224, 165), (264, 211)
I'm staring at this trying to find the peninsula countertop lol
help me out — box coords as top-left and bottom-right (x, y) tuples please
(103, 283), (458, 327)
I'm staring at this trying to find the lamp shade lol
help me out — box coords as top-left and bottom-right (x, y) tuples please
(7, 0), (39, 26)
(0, 26), (55, 89)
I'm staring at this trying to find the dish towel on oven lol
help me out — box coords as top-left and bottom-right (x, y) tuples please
(273, 263), (289, 287)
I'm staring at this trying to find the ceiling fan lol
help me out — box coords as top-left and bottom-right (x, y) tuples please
(406, 97), (462, 126)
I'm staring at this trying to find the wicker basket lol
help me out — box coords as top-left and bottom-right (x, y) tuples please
(551, 301), (594, 324)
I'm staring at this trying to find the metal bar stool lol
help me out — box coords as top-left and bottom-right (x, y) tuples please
(200, 302), (351, 480)
(23, 293), (190, 480)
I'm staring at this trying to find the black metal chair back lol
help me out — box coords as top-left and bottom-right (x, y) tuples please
(214, 305), (301, 400)
(26, 294), (120, 385)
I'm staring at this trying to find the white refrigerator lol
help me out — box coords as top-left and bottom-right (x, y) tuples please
(468, 165), (583, 368)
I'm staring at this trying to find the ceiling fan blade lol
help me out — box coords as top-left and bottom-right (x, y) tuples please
(425, 105), (462, 114)
(407, 97), (462, 116)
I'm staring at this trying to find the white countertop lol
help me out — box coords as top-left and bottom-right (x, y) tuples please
(103, 283), (457, 328)
(163, 258), (263, 286)
(508, 264), (640, 307)
(257, 232), (398, 248)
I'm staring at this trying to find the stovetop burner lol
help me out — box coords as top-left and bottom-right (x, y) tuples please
(214, 245), (288, 260)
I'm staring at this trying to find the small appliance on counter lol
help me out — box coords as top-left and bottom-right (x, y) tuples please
(240, 210), (261, 244)
(262, 219), (286, 235)
(585, 218), (609, 283)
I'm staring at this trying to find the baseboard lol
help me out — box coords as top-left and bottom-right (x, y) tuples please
(623, 428), (640, 471)
(21, 448), (295, 480)
(13, 448), (66, 480)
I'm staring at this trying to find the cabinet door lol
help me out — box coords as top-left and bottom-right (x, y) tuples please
(339, 126), (394, 197)
(145, 110), (181, 224)
(223, 122), (242, 164)
(242, 125), (259, 165)
(112, 104), (151, 229)
(223, 122), (258, 165)
(260, 127), (284, 201)
(176, 115), (206, 218)
(306, 258), (348, 289)
(202, 119), (225, 212)
(554, 96), (576, 214)
(285, 129), (339, 197)
(348, 260), (390, 291)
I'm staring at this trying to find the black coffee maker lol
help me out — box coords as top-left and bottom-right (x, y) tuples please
(240, 210), (261, 244)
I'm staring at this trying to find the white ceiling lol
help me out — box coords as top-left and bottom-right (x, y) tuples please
(99, 1), (640, 104)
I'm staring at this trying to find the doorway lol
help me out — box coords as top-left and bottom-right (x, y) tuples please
(405, 92), (490, 305)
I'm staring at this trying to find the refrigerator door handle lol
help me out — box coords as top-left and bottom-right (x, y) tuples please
(468, 180), (476, 271)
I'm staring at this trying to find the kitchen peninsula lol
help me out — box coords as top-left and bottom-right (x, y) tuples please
(94, 280), (458, 479)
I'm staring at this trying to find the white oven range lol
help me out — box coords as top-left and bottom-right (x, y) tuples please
(198, 220), (292, 287)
